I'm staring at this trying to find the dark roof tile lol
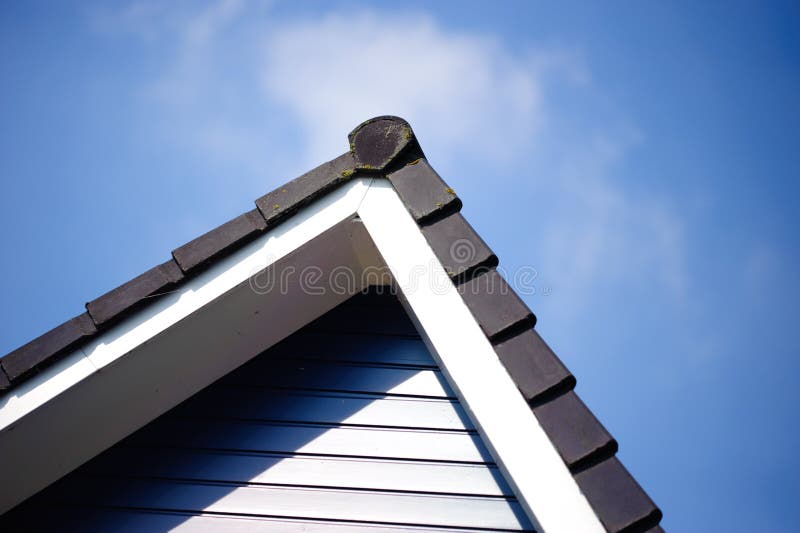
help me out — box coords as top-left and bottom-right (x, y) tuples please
(495, 329), (575, 404)
(0, 368), (9, 390)
(1, 313), (97, 382)
(386, 158), (462, 224)
(533, 391), (617, 472)
(173, 209), (267, 273)
(575, 456), (662, 532)
(86, 260), (183, 326)
(457, 269), (536, 341)
(422, 213), (498, 283)
(256, 152), (355, 225)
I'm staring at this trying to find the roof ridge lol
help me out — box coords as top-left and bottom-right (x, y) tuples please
(0, 117), (429, 386)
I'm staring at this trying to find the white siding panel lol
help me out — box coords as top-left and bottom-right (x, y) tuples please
(271, 333), (436, 366)
(57, 479), (530, 531)
(129, 418), (492, 463)
(219, 362), (452, 398)
(173, 389), (472, 430)
(44, 509), (522, 533)
(86, 448), (511, 496)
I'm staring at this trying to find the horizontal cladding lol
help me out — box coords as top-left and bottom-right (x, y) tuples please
(28, 508), (527, 533)
(266, 332), (437, 367)
(127, 417), (492, 463)
(217, 360), (453, 398)
(304, 303), (421, 337)
(170, 389), (473, 430)
(44, 479), (531, 531)
(3, 292), (532, 532)
(83, 447), (513, 496)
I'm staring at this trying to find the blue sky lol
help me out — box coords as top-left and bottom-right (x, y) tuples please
(1, 1), (798, 530)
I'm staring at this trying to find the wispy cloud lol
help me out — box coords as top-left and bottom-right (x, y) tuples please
(87, 1), (689, 322)
(262, 11), (542, 166)
(88, 0), (278, 181)
(534, 128), (688, 320)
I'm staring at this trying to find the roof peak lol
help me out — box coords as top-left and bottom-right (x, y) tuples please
(348, 116), (422, 172)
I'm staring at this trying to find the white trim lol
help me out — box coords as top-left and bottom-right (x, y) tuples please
(0, 178), (372, 431)
(0, 178), (375, 514)
(357, 180), (604, 533)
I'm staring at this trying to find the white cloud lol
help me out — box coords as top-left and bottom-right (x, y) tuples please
(535, 129), (688, 319)
(88, 0), (246, 44)
(255, 10), (687, 307)
(262, 11), (541, 166)
(88, 1), (688, 319)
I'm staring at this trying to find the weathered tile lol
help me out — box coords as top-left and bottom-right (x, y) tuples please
(173, 209), (267, 273)
(86, 260), (183, 326)
(387, 158), (461, 223)
(1, 313), (97, 382)
(256, 152), (356, 224)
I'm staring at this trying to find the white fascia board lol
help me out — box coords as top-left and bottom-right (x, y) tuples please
(0, 177), (373, 432)
(83, 176), (373, 371)
(356, 180), (604, 533)
(0, 178), (375, 514)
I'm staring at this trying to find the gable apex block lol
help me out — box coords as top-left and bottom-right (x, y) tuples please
(349, 116), (423, 172)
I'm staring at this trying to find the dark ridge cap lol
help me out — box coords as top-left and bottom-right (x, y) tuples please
(421, 213), (498, 285)
(173, 209), (268, 274)
(348, 116), (425, 172)
(86, 259), (184, 327)
(1, 313), (97, 383)
(640, 526), (666, 533)
(382, 141), (427, 176)
(255, 152), (355, 226)
(495, 328), (576, 405)
(386, 158), (462, 225)
(457, 268), (537, 341)
(575, 456), (662, 533)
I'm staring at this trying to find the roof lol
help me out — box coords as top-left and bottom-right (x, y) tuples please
(0, 116), (662, 532)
